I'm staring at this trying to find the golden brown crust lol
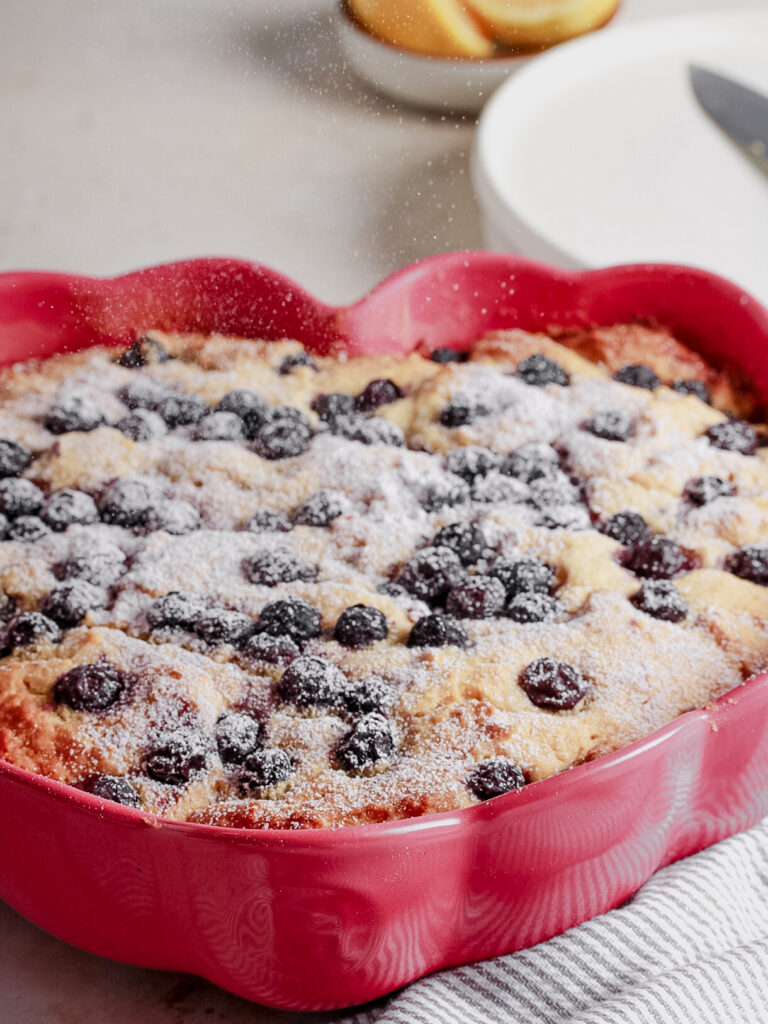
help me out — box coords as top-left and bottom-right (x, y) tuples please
(0, 324), (766, 828)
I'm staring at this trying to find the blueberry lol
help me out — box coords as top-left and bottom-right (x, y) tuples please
(270, 406), (313, 431)
(0, 440), (32, 478)
(500, 443), (559, 483)
(672, 379), (711, 403)
(215, 711), (263, 764)
(119, 377), (173, 411)
(55, 540), (126, 587)
(583, 409), (633, 442)
(258, 596), (322, 644)
(292, 490), (344, 528)
(81, 773), (141, 807)
(252, 417), (311, 460)
(194, 608), (255, 647)
(440, 394), (491, 428)
(142, 501), (200, 536)
(241, 632), (299, 666)
(528, 474), (579, 510)
(397, 546), (464, 603)
(81, 774), (141, 807)
(520, 657), (587, 711)
(470, 474), (527, 504)
(147, 591), (207, 630)
(613, 364), (660, 390)
(5, 612), (61, 650)
(41, 490), (98, 531)
(278, 351), (318, 375)
(239, 748), (292, 792)
(0, 478), (44, 518)
(420, 477), (470, 512)
(243, 549), (316, 586)
(684, 475), (734, 506)
(631, 580), (688, 622)
(193, 412), (244, 442)
(144, 729), (207, 784)
(324, 416), (359, 439)
(155, 391), (209, 427)
(98, 478), (154, 527)
(116, 336), (170, 368)
(217, 389), (271, 424)
(346, 417), (405, 447)
(0, 591), (15, 623)
(356, 379), (404, 412)
(6, 516), (51, 542)
(506, 591), (561, 623)
(343, 676), (394, 715)
(445, 446), (500, 483)
(446, 576), (505, 619)
(490, 558), (555, 598)
(335, 712), (395, 772)
(247, 509), (293, 533)
(430, 347), (467, 364)
(115, 409), (167, 441)
(724, 546), (768, 586)
(600, 511), (651, 546)
(407, 613), (469, 649)
(238, 404), (273, 440)
(311, 393), (356, 424)
(467, 757), (527, 800)
(334, 604), (388, 647)
(45, 393), (107, 434)
(539, 505), (591, 533)
(704, 421), (758, 455)
(53, 660), (126, 711)
(432, 522), (488, 566)
(42, 579), (104, 626)
(517, 354), (569, 387)
(277, 656), (347, 709)
(622, 537), (688, 579)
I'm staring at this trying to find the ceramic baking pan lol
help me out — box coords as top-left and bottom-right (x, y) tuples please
(0, 252), (767, 1010)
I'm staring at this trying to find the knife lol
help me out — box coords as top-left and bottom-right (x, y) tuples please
(689, 65), (768, 172)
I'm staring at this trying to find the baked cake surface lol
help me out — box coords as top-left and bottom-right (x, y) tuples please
(0, 323), (767, 828)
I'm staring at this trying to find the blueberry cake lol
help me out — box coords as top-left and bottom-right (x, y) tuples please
(0, 323), (767, 829)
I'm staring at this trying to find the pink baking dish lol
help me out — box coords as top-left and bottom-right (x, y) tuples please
(1, 252), (768, 1011)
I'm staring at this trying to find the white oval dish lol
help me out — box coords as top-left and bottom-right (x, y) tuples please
(337, 1), (533, 114)
(473, 10), (768, 306)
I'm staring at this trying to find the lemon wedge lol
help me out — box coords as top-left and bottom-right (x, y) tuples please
(465, 0), (619, 48)
(348, 0), (496, 58)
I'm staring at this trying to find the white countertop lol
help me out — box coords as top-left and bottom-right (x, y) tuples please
(1, 1), (766, 1020)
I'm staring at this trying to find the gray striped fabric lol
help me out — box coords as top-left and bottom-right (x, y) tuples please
(341, 817), (768, 1024)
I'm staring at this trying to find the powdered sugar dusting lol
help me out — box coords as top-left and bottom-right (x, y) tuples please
(0, 327), (766, 829)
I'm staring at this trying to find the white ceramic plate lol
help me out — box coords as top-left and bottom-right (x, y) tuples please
(473, 11), (768, 307)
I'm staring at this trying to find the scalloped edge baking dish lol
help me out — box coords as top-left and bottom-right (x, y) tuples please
(1, 252), (768, 1011)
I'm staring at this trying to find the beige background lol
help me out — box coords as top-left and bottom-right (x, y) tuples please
(1, 0), (766, 1020)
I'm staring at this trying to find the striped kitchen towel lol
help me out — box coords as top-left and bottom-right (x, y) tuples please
(344, 815), (768, 1024)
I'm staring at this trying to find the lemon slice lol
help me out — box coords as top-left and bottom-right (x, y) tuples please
(348, 0), (496, 58)
(466, 0), (619, 47)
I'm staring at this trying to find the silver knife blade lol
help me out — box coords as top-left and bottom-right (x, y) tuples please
(690, 65), (768, 163)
